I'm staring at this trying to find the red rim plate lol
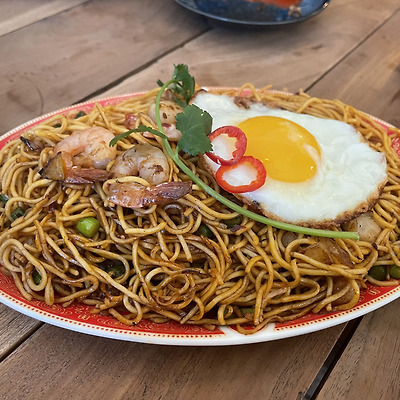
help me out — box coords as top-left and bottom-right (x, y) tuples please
(0, 92), (399, 346)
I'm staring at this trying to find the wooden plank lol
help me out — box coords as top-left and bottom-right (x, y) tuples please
(308, 7), (400, 126)
(100, 0), (400, 98)
(0, 323), (346, 400)
(0, 304), (41, 361)
(0, 0), (209, 135)
(316, 301), (400, 399)
(0, 0), (90, 36)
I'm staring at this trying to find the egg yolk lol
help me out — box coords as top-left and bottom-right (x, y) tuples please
(238, 116), (321, 183)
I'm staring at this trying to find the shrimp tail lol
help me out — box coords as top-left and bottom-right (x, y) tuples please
(40, 152), (110, 184)
(107, 181), (192, 208)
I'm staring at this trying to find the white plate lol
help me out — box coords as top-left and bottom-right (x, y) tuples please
(0, 93), (399, 346)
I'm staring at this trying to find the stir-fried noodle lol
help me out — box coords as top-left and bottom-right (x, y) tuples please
(1, 85), (400, 334)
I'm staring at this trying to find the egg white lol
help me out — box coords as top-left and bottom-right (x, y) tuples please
(192, 92), (388, 227)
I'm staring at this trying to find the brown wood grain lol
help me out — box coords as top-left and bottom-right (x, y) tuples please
(308, 6), (400, 126)
(0, 0), (90, 36)
(0, 305), (40, 361)
(101, 0), (400, 97)
(316, 301), (400, 399)
(0, 323), (345, 400)
(0, 0), (209, 135)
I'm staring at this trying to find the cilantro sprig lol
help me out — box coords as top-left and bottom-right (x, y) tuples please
(112, 64), (358, 240)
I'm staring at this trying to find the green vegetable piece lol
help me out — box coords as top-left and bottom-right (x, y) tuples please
(195, 224), (214, 238)
(11, 207), (26, 220)
(107, 261), (125, 278)
(109, 125), (167, 147)
(32, 270), (42, 285)
(0, 193), (8, 204)
(76, 217), (100, 238)
(369, 265), (387, 281)
(176, 105), (213, 156)
(158, 64), (195, 107)
(240, 307), (255, 314)
(99, 259), (125, 278)
(224, 216), (242, 228)
(75, 110), (86, 119)
(389, 265), (400, 279)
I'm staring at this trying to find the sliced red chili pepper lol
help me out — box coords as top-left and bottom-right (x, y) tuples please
(215, 156), (267, 193)
(206, 126), (247, 166)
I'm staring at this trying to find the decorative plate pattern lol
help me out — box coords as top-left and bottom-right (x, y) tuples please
(0, 93), (399, 346)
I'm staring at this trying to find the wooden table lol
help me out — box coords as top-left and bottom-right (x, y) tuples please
(1, 1), (400, 399)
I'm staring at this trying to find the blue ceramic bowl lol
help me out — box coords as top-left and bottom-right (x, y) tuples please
(175, 0), (330, 25)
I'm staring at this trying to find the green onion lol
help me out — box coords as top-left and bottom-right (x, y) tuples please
(368, 265), (387, 281)
(99, 259), (125, 278)
(32, 270), (42, 285)
(11, 207), (26, 220)
(0, 193), (8, 204)
(74, 110), (86, 119)
(195, 224), (214, 238)
(76, 217), (100, 238)
(224, 216), (242, 229)
(240, 307), (255, 314)
(389, 265), (400, 279)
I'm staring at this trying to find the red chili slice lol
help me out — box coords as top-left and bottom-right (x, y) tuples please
(215, 156), (267, 193)
(206, 126), (247, 166)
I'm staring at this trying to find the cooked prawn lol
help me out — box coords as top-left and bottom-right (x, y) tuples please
(107, 180), (192, 208)
(40, 127), (117, 184)
(110, 143), (169, 185)
(53, 126), (116, 169)
(148, 101), (182, 142)
(108, 143), (192, 208)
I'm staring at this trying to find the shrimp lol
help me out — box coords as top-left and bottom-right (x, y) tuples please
(107, 181), (192, 208)
(40, 127), (117, 184)
(107, 143), (192, 208)
(148, 101), (182, 142)
(110, 143), (169, 185)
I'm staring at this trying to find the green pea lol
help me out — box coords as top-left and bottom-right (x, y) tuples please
(32, 270), (42, 285)
(10, 207), (26, 220)
(389, 265), (400, 279)
(368, 265), (387, 281)
(224, 216), (242, 229)
(195, 224), (214, 238)
(76, 217), (100, 238)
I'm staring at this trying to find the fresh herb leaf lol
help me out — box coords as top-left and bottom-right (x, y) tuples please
(158, 64), (195, 107)
(176, 105), (213, 156)
(109, 125), (167, 147)
(171, 64), (195, 105)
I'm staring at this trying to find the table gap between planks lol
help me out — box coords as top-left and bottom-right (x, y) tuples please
(0, 1), (400, 399)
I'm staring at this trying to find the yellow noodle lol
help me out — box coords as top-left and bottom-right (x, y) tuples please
(1, 86), (399, 333)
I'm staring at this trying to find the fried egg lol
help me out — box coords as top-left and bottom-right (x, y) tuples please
(192, 92), (388, 228)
